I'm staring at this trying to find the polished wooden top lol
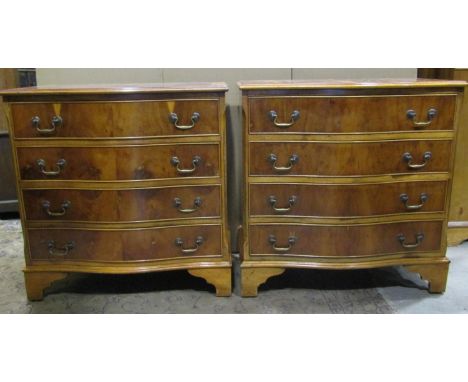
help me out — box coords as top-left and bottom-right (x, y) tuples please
(237, 78), (467, 90)
(0, 82), (229, 96)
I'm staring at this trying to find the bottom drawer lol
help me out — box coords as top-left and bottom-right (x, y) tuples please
(249, 221), (442, 258)
(27, 225), (222, 262)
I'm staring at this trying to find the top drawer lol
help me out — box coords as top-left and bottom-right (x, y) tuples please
(10, 100), (220, 138)
(248, 95), (456, 134)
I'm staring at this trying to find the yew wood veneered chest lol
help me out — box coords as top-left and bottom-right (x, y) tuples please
(1, 83), (231, 300)
(238, 79), (466, 296)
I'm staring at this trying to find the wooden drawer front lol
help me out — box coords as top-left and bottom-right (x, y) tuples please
(249, 95), (456, 134)
(249, 222), (442, 258)
(23, 186), (221, 222)
(249, 141), (451, 176)
(11, 100), (219, 138)
(250, 181), (447, 217)
(28, 225), (222, 262)
(18, 144), (219, 181)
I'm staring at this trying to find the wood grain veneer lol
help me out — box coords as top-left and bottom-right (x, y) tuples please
(11, 100), (220, 138)
(249, 95), (456, 134)
(249, 140), (452, 176)
(17, 144), (220, 181)
(2, 83), (231, 300)
(249, 181), (447, 217)
(239, 79), (466, 296)
(23, 185), (221, 222)
(28, 224), (222, 262)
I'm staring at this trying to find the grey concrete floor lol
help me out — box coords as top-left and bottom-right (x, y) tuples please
(377, 241), (468, 313)
(1, 218), (467, 313)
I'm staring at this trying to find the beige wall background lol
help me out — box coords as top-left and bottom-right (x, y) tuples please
(37, 68), (417, 250)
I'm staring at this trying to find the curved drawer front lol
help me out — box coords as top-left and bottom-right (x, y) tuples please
(249, 222), (442, 258)
(23, 185), (221, 222)
(18, 144), (219, 181)
(250, 181), (447, 217)
(249, 95), (456, 134)
(11, 100), (219, 138)
(250, 140), (451, 176)
(28, 225), (222, 262)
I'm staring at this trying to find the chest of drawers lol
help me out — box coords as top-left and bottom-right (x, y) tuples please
(1, 83), (231, 300)
(238, 79), (466, 296)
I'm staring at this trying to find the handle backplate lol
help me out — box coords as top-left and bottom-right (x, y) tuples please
(268, 110), (300, 128)
(268, 234), (297, 252)
(400, 193), (428, 211)
(268, 153), (299, 172)
(175, 236), (204, 253)
(47, 240), (75, 256)
(268, 195), (297, 212)
(406, 108), (437, 128)
(169, 112), (200, 130)
(36, 158), (67, 176)
(41, 200), (71, 217)
(402, 152), (432, 169)
(397, 233), (424, 249)
(173, 197), (202, 213)
(171, 155), (201, 174)
(32, 115), (63, 134)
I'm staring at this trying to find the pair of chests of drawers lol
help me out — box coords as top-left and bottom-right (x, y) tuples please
(245, 94), (456, 258)
(11, 99), (225, 263)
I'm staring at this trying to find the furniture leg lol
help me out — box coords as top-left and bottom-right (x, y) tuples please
(188, 268), (232, 297)
(240, 267), (285, 297)
(24, 271), (69, 301)
(403, 262), (450, 293)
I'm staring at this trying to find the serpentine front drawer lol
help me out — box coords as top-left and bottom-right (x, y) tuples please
(23, 185), (221, 222)
(248, 95), (456, 134)
(249, 140), (452, 177)
(249, 181), (447, 218)
(27, 224), (222, 262)
(249, 221), (443, 258)
(17, 143), (220, 181)
(10, 100), (220, 138)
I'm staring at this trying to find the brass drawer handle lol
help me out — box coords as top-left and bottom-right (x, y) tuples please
(169, 112), (200, 130)
(41, 200), (71, 216)
(268, 234), (297, 252)
(407, 108), (437, 128)
(36, 158), (67, 176)
(268, 153), (299, 172)
(402, 152), (432, 169)
(175, 236), (204, 253)
(173, 197), (202, 213)
(47, 240), (75, 256)
(268, 110), (300, 128)
(268, 195), (297, 212)
(171, 155), (201, 175)
(400, 193), (428, 211)
(31, 115), (63, 134)
(397, 233), (424, 249)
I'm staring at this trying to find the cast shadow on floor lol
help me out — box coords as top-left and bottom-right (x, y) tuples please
(44, 263), (428, 298)
(258, 267), (427, 293)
